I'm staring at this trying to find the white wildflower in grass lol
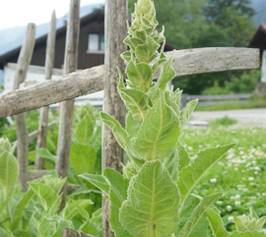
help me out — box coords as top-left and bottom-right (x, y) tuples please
(226, 205), (233, 212)
(248, 177), (255, 182)
(210, 178), (217, 184)
(228, 216), (234, 223)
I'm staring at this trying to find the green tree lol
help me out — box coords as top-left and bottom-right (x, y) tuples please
(129, 0), (208, 49)
(129, 0), (257, 94)
(205, 0), (255, 46)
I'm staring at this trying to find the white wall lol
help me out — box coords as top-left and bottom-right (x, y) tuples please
(4, 63), (62, 92)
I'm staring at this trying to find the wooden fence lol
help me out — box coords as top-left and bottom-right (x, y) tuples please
(0, 0), (262, 236)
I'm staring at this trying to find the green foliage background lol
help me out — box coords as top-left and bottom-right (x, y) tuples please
(129, 0), (258, 95)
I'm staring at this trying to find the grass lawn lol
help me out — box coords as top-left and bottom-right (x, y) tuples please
(183, 127), (266, 225)
(196, 96), (266, 111)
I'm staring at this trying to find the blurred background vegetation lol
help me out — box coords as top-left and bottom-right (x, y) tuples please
(129, 0), (259, 95)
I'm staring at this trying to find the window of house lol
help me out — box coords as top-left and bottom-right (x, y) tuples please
(88, 33), (104, 53)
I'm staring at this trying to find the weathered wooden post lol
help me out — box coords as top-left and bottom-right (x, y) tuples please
(102, 0), (128, 236)
(13, 23), (36, 191)
(256, 50), (266, 95)
(56, 0), (80, 183)
(35, 11), (57, 169)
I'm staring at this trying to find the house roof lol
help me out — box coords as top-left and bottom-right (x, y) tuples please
(0, 5), (104, 69)
(0, 5), (174, 69)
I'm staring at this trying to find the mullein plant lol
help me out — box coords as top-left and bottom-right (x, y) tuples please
(0, 138), (95, 237)
(79, 0), (254, 236)
(207, 208), (266, 237)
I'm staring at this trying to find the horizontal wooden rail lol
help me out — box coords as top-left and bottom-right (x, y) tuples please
(167, 47), (260, 76)
(0, 66), (104, 117)
(0, 47), (260, 117)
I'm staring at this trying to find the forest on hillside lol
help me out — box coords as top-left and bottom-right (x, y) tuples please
(129, 0), (262, 94)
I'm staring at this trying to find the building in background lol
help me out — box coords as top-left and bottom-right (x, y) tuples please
(0, 4), (173, 92)
(0, 5), (104, 90)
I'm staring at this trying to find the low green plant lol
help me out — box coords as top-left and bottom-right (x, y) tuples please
(197, 96), (266, 111)
(210, 116), (237, 127)
(207, 208), (266, 237)
(0, 138), (98, 237)
(78, 0), (266, 236)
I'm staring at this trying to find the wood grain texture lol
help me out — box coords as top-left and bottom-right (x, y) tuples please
(13, 23), (36, 192)
(36, 11), (57, 169)
(56, 0), (80, 179)
(166, 47), (260, 77)
(0, 48), (260, 118)
(0, 66), (104, 117)
(102, 0), (128, 237)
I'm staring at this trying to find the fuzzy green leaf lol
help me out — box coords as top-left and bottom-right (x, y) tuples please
(11, 189), (34, 229)
(157, 59), (176, 89)
(104, 168), (131, 237)
(0, 151), (18, 202)
(234, 211), (266, 233)
(126, 61), (152, 91)
(181, 99), (198, 125)
(178, 144), (190, 170)
(36, 148), (56, 163)
(120, 161), (179, 237)
(70, 143), (97, 175)
(74, 111), (95, 145)
(177, 144), (233, 208)
(101, 112), (129, 152)
(79, 173), (110, 194)
(206, 207), (229, 237)
(118, 79), (151, 121)
(63, 198), (93, 220)
(135, 37), (160, 63)
(133, 92), (180, 160)
(179, 194), (220, 237)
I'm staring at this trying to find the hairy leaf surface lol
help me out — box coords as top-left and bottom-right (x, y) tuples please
(179, 194), (220, 237)
(79, 173), (110, 194)
(101, 112), (129, 152)
(118, 79), (151, 122)
(120, 161), (179, 237)
(207, 207), (229, 237)
(104, 168), (131, 237)
(133, 93), (180, 160)
(0, 151), (18, 202)
(177, 145), (233, 208)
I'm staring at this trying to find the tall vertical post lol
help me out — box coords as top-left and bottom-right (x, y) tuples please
(13, 23), (36, 192)
(261, 50), (266, 83)
(56, 0), (80, 180)
(36, 11), (57, 169)
(256, 50), (266, 95)
(102, 0), (128, 236)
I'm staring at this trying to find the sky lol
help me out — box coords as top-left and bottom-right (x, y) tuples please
(0, 0), (104, 30)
